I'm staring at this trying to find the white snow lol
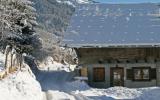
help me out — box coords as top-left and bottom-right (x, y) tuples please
(64, 1), (75, 7)
(0, 71), (43, 100)
(46, 90), (75, 100)
(0, 51), (43, 100)
(56, 0), (75, 7)
(56, 0), (92, 7)
(53, 81), (160, 100)
(37, 74), (160, 100)
(38, 56), (76, 72)
(76, 0), (91, 4)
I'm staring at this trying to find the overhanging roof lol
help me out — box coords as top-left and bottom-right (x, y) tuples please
(63, 3), (160, 48)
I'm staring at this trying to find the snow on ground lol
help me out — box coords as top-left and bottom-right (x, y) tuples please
(38, 56), (76, 72)
(46, 90), (75, 100)
(73, 86), (141, 100)
(0, 70), (43, 100)
(0, 51), (43, 100)
(136, 87), (160, 100)
(39, 61), (72, 72)
(57, 80), (160, 100)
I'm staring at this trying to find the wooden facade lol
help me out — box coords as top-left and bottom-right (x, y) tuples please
(76, 47), (160, 88)
(76, 47), (160, 64)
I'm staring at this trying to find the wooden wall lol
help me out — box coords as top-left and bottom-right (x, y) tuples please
(76, 47), (160, 64)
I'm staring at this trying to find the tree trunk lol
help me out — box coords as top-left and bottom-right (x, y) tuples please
(4, 52), (8, 69)
(11, 53), (13, 69)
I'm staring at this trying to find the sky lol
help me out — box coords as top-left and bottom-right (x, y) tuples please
(95, 0), (160, 3)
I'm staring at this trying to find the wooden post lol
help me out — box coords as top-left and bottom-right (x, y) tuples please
(19, 54), (22, 71)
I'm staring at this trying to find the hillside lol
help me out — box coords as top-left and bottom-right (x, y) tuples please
(33, 0), (75, 38)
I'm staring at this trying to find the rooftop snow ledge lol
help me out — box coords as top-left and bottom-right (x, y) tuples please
(63, 43), (160, 48)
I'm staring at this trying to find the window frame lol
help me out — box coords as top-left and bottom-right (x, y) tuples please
(93, 67), (105, 82)
(132, 67), (151, 81)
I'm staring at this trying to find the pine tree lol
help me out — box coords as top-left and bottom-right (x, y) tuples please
(0, 0), (41, 68)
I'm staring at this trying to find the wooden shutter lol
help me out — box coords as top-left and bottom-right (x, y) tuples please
(126, 69), (133, 80)
(150, 68), (157, 79)
(93, 68), (105, 82)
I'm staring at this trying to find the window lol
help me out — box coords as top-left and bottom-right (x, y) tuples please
(133, 67), (150, 81)
(93, 67), (105, 82)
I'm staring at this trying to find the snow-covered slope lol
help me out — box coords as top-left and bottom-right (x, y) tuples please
(0, 52), (43, 100)
(0, 71), (43, 100)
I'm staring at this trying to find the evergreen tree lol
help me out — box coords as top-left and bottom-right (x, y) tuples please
(0, 0), (41, 68)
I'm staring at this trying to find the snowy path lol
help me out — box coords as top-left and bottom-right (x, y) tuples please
(36, 70), (90, 100)
(27, 59), (77, 100)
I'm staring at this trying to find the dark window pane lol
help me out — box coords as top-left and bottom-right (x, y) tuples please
(150, 68), (157, 79)
(126, 69), (133, 80)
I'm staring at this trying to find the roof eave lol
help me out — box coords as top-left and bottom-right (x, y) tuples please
(63, 43), (160, 48)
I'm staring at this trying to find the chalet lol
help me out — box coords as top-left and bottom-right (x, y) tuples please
(63, 3), (160, 88)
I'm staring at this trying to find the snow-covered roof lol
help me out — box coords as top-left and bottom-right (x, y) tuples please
(63, 3), (160, 48)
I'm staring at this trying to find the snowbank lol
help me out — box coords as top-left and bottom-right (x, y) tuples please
(103, 87), (142, 99)
(69, 83), (160, 100)
(0, 71), (43, 100)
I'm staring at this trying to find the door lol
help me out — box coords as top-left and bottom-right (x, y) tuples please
(110, 67), (124, 86)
